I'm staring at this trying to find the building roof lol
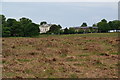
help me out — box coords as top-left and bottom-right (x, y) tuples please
(40, 24), (53, 27)
(70, 26), (98, 29)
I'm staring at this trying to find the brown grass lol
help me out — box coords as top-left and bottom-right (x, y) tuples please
(2, 33), (119, 78)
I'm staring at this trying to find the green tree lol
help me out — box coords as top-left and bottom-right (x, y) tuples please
(2, 27), (11, 37)
(19, 17), (39, 37)
(81, 22), (87, 27)
(6, 18), (19, 36)
(0, 15), (6, 26)
(68, 28), (75, 34)
(6, 18), (16, 27)
(101, 19), (107, 23)
(64, 27), (69, 34)
(24, 23), (40, 37)
(19, 17), (32, 36)
(92, 24), (97, 27)
(77, 29), (84, 34)
(0, 15), (11, 37)
(97, 19), (110, 32)
(109, 20), (120, 30)
(48, 24), (62, 34)
(10, 21), (23, 36)
(40, 21), (47, 25)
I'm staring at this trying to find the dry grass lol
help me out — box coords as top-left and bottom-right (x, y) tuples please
(2, 33), (119, 78)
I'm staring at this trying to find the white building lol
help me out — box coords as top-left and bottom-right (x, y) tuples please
(39, 24), (52, 33)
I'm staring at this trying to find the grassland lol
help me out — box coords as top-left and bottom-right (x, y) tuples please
(2, 33), (119, 78)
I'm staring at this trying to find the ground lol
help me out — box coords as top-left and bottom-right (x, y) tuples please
(2, 33), (119, 78)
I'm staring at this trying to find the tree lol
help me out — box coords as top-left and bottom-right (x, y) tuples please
(0, 15), (6, 26)
(64, 27), (69, 34)
(68, 28), (75, 34)
(92, 24), (97, 27)
(6, 18), (19, 36)
(10, 21), (23, 36)
(19, 17), (39, 37)
(48, 24), (62, 34)
(108, 20), (120, 30)
(24, 23), (40, 37)
(2, 27), (11, 37)
(101, 19), (107, 23)
(6, 18), (16, 27)
(97, 19), (110, 32)
(0, 15), (11, 37)
(19, 17), (32, 36)
(40, 21), (47, 25)
(81, 22), (87, 27)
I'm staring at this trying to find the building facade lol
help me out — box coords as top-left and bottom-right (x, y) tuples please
(70, 26), (98, 33)
(39, 24), (52, 33)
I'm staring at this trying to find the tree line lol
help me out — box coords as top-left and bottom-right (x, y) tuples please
(46, 19), (120, 34)
(1, 14), (120, 37)
(1, 15), (40, 37)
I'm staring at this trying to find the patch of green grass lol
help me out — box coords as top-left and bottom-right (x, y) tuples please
(97, 53), (109, 56)
(2, 60), (9, 64)
(3, 72), (17, 77)
(94, 59), (106, 68)
(46, 78), (58, 80)
(24, 69), (33, 74)
(45, 68), (55, 76)
(73, 63), (83, 66)
(59, 67), (66, 72)
(66, 58), (77, 61)
(77, 54), (89, 57)
(60, 53), (67, 58)
(111, 52), (119, 55)
(17, 59), (32, 62)
(69, 73), (78, 78)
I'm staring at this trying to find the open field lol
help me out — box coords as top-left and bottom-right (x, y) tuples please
(2, 33), (120, 78)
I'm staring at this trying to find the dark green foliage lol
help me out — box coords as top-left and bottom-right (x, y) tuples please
(1, 15), (40, 37)
(97, 19), (111, 32)
(1, 14), (120, 37)
(78, 29), (84, 33)
(6, 18), (16, 27)
(81, 22), (87, 27)
(2, 27), (11, 37)
(68, 28), (76, 34)
(19, 17), (40, 37)
(92, 24), (97, 27)
(24, 23), (40, 37)
(64, 27), (69, 34)
(108, 20), (120, 30)
(40, 21), (47, 25)
(48, 24), (62, 34)
(0, 15), (11, 37)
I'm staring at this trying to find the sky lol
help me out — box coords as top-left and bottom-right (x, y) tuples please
(1, 1), (118, 28)
(2, 0), (120, 2)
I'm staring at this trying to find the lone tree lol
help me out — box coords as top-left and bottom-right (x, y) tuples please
(81, 22), (87, 27)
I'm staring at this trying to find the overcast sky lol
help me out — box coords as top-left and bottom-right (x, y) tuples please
(1, 2), (118, 28)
